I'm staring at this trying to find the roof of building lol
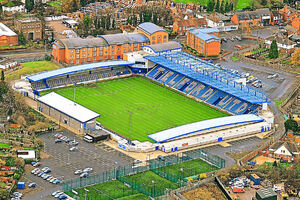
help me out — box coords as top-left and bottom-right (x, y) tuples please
(99, 33), (149, 45)
(190, 27), (219, 34)
(235, 8), (270, 21)
(38, 92), (100, 123)
(175, 18), (207, 27)
(194, 32), (220, 42)
(144, 52), (269, 104)
(27, 60), (134, 82)
(148, 114), (264, 143)
(143, 41), (182, 53)
(256, 188), (277, 199)
(58, 37), (108, 49)
(271, 10), (281, 17)
(17, 17), (41, 23)
(0, 23), (17, 36)
(269, 141), (299, 154)
(137, 22), (167, 35)
(207, 13), (230, 23)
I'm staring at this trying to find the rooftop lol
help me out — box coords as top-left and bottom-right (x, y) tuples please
(38, 92), (100, 123)
(17, 17), (41, 23)
(99, 33), (149, 45)
(0, 23), (17, 36)
(58, 37), (108, 49)
(137, 22), (167, 35)
(194, 32), (220, 42)
(143, 41), (182, 53)
(27, 60), (134, 82)
(144, 52), (268, 104)
(148, 114), (264, 143)
(189, 27), (219, 34)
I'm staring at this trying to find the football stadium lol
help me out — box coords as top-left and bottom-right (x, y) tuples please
(23, 49), (273, 153)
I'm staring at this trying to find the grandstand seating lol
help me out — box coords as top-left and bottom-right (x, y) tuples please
(146, 66), (262, 115)
(30, 66), (131, 91)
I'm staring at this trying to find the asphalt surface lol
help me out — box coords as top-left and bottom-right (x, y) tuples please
(23, 130), (133, 200)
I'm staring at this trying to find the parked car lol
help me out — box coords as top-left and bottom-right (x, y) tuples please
(57, 134), (63, 139)
(157, 155), (165, 161)
(28, 182), (36, 188)
(42, 167), (49, 171)
(34, 169), (41, 175)
(43, 169), (51, 173)
(58, 194), (68, 199)
(33, 162), (41, 167)
(11, 192), (23, 199)
(83, 168), (93, 173)
(50, 178), (57, 183)
(37, 172), (45, 177)
(133, 159), (142, 164)
(53, 179), (62, 184)
(31, 168), (39, 174)
(55, 192), (64, 198)
(70, 140), (79, 146)
(52, 190), (61, 196)
(47, 176), (53, 181)
(69, 147), (77, 152)
(80, 172), (89, 178)
(74, 169), (82, 175)
(55, 139), (62, 143)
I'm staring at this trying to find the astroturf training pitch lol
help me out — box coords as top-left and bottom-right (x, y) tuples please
(40, 76), (229, 142)
(65, 180), (149, 200)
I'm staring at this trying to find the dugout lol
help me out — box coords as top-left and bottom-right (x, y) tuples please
(256, 188), (277, 200)
(85, 130), (110, 142)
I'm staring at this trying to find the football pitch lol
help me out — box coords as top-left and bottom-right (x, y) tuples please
(40, 76), (229, 142)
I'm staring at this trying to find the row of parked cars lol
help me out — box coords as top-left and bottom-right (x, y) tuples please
(55, 133), (79, 151)
(52, 190), (71, 200)
(74, 167), (93, 178)
(31, 167), (62, 184)
(221, 36), (242, 43)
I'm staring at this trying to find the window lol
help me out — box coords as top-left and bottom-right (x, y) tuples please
(124, 44), (127, 48)
(82, 59), (85, 63)
(76, 55), (79, 58)
(105, 56), (108, 59)
(76, 60), (79, 64)
(163, 35), (167, 39)
(70, 50), (74, 53)
(134, 43), (138, 47)
(100, 47), (103, 51)
(70, 60), (73, 64)
(76, 49), (80, 53)
(111, 46), (115, 49)
(87, 58), (91, 61)
(82, 54), (86, 57)
(93, 47), (96, 51)
(158, 36), (161, 39)
(105, 51), (107, 54)
(82, 49), (86, 52)
(281, 150), (285, 153)
(94, 57), (96, 60)
(93, 52), (96, 56)
(99, 52), (103, 56)
(70, 55), (73, 58)
(112, 51), (115, 54)
(88, 53), (90, 56)
(123, 49), (126, 53)
(36, 24), (40, 28)
(117, 48), (120, 51)
(152, 36), (155, 40)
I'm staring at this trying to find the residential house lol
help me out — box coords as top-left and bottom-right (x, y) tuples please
(186, 28), (221, 57)
(265, 35), (297, 53)
(0, 58), (18, 70)
(206, 13), (238, 32)
(173, 18), (207, 35)
(0, 23), (18, 47)
(14, 17), (42, 41)
(279, 4), (292, 21)
(231, 8), (271, 27)
(270, 10), (282, 25)
(269, 141), (299, 161)
(2, 4), (26, 13)
(291, 17), (300, 35)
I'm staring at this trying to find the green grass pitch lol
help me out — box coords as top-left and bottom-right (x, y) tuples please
(157, 159), (218, 178)
(65, 180), (149, 200)
(41, 76), (229, 142)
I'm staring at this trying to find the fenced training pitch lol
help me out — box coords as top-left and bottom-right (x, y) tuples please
(40, 76), (228, 142)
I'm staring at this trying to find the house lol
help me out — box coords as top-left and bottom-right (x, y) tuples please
(14, 17), (42, 41)
(279, 4), (292, 21)
(270, 10), (282, 25)
(2, 4), (26, 13)
(291, 17), (300, 35)
(136, 22), (168, 44)
(53, 22), (169, 64)
(17, 150), (36, 160)
(285, 25), (298, 36)
(173, 17), (207, 35)
(231, 8), (271, 27)
(206, 13), (229, 28)
(0, 23), (18, 47)
(265, 35), (297, 53)
(268, 141), (299, 161)
(186, 28), (220, 57)
(0, 58), (18, 70)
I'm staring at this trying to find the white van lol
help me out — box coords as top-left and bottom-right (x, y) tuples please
(83, 135), (93, 143)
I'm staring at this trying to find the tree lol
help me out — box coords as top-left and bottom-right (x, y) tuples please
(14, 158), (25, 167)
(272, 160), (277, 167)
(18, 32), (26, 45)
(284, 119), (298, 132)
(290, 48), (300, 66)
(220, 0), (225, 13)
(261, 0), (267, 5)
(17, 115), (26, 127)
(25, 0), (34, 11)
(207, 0), (215, 12)
(1, 71), (4, 81)
(269, 40), (278, 59)
(224, 0), (229, 12)
(215, 0), (220, 12)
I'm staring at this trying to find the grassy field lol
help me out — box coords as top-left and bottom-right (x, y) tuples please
(158, 159), (218, 177)
(235, 0), (252, 9)
(41, 76), (228, 142)
(0, 143), (9, 149)
(172, 0), (207, 6)
(65, 180), (146, 200)
(6, 61), (61, 81)
(122, 171), (179, 192)
(47, 1), (62, 11)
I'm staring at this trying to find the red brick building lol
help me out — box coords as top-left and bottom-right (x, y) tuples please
(231, 8), (270, 27)
(173, 18), (207, 35)
(0, 22), (18, 47)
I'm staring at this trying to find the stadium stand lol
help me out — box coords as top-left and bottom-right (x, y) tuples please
(27, 61), (133, 93)
(144, 52), (269, 115)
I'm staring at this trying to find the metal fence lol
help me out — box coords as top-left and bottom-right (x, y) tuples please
(62, 148), (225, 197)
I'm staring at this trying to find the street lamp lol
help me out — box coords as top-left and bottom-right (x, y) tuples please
(180, 168), (184, 180)
(84, 188), (89, 200)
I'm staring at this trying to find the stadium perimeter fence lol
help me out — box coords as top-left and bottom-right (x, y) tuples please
(62, 148), (225, 198)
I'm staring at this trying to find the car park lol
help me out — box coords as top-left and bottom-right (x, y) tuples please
(74, 169), (82, 175)
(28, 182), (36, 188)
